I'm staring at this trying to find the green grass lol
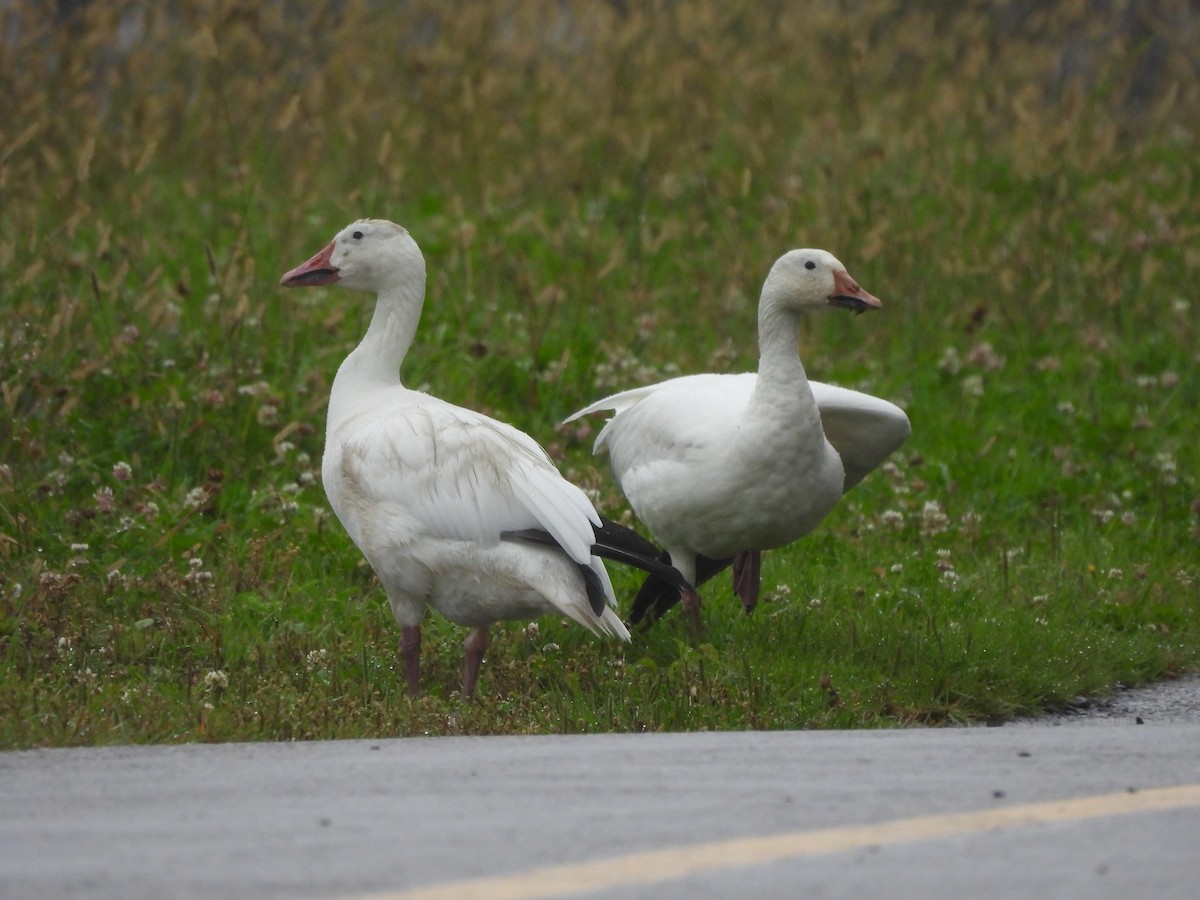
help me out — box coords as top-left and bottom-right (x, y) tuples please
(1, 0), (1198, 747)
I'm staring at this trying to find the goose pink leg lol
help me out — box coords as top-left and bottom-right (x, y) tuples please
(400, 625), (422, 697)
(680, 588), (704, 634)
(462, 626), (489, 698)
(732, 551), (762, 613)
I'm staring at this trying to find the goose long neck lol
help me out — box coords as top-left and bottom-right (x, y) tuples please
(335, 276), (425, 394)
(754, 299), (810, 395)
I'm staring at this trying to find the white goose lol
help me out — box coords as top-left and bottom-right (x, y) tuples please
(281, 219), (686, 697)
(566, 249), (910, 626)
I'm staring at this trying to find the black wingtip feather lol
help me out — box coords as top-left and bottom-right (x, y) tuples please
(500, 522), (695, 618)
(579, 564), (607, 617)
(631, 554), (735, 626)
(590, 518), (694, 594)
(628, 552), (674, 625)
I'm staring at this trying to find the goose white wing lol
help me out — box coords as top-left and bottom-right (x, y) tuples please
(332, 396), (600, 564)
(809, 382), (911, 490)
(570, 375), (908, 492)
(568, 373), (756, 465)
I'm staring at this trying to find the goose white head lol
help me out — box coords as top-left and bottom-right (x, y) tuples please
(279, 218), (425, 293)
(762, 249), (882, 315)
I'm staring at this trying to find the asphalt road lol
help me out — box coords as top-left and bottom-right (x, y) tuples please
(3, 682), (1199, 899)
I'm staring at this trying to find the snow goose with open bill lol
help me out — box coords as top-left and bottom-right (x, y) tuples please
(281, 218), (687, 697)
(566, 248), (910, 628)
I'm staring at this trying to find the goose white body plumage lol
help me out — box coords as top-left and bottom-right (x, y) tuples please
(325, 385), (626, 636)
(567, 249), (910, 624)
(281, 218), (633, 696)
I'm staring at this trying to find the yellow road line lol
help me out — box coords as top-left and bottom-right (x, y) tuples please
(354, 783), (1200, 900)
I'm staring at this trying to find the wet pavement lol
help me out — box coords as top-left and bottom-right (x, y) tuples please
(3, 700), (1199, 899)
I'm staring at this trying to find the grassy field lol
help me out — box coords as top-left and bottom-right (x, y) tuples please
(1, 0), (1197, 747)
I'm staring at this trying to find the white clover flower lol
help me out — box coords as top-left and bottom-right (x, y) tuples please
(938, 346), (961, 374)
(203, 670), (229, 691)
(94, 486), (116, 513)
(184, 559), (214, 587)
(920, 500), (949, 535)
(966, 342), (1005, 371)
(1154, 452), (1178, 485)
(112, 461), (133, 481)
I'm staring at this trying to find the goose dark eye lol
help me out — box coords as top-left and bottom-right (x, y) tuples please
(352, 230), (364, 240)
(804, 260), (816, 270)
